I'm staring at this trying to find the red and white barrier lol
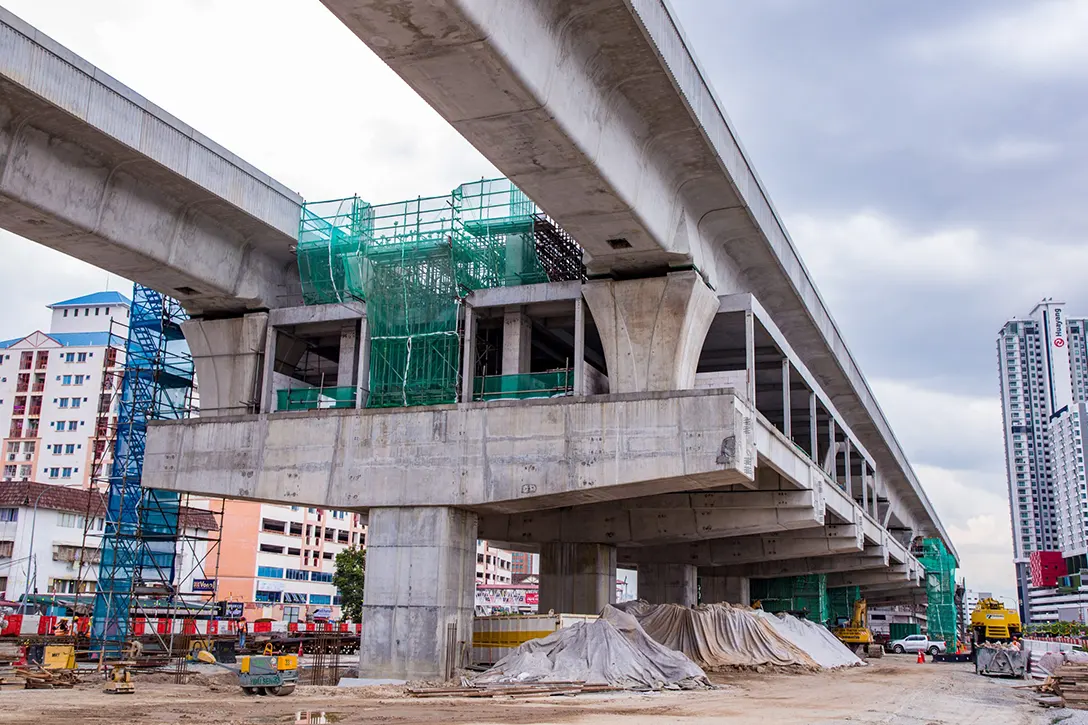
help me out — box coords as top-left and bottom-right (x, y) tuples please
(0, 613), (357, 638)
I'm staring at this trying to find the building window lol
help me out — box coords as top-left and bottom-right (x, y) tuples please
(311, 571), (333, 583)
(285, 568), (309, 581)
(68, 421), (78, 431)
(61, 468), (72, 479)
(254, 590), (281, 603)
(62, 375), (72, 385)
(64, 353), (74, 363)
(58, 398), (68, 409)
(259, 543), (284, 554)
(63, 309), (68, 318)
(64, 444), (74, 455)
(48, 468), (59, 478)
(77, 353), (87, 362)
(309, 594), (331, 605)
(0, 508), (17, 522)
(71, 398), (81, 409)
(257, 566), (284, 579)
(75, 375), (84, 385)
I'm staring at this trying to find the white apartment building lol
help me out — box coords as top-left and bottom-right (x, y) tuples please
(0, 480), (215, 603)
(0, 292), (130, 489)
(476, 540), (513, 585)
(1053, 405), (1088, 556)
(998, 299), (1088, 621)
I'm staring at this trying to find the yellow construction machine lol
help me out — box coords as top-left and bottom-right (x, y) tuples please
(970, 597), (1022, 644)
(831, 599), (884, 657)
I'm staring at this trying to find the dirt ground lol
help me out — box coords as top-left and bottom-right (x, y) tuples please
(0, 656), (1063, 725)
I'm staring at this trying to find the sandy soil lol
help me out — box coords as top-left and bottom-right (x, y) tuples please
(0, 656), (1058, 725)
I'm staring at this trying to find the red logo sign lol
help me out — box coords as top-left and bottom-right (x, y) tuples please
(1056, 338), (1066, 347)
(525, 591), (539, 606)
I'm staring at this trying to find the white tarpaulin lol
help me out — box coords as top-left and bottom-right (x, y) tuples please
(617, 602), (859, 670)
(473, 606), (711, 690)
(755, 610), (863, 669)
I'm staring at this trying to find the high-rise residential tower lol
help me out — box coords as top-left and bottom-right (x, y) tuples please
(998, 299), (1088, 620)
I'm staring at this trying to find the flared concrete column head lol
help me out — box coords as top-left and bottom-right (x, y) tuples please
(538, 542), (617, 615)
(582, 270), (718, 393)
(181, 312), (268, 417)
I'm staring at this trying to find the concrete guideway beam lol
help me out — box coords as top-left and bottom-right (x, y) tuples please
(359, 506), (477, 681)
(479, 489), (826, 547)
(318, 0), (955, 560)
(826, 564), (918, 589)
(582, 271), (720, 393)
(619, 525), (864, 568)
(0, 8), (302, 314)
(145, 388), (757, 510)
(709, 545), (891, 579)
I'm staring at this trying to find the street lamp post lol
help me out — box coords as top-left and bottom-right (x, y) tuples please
(21, 487), (50, 615)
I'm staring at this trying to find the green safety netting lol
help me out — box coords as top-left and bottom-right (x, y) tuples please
(295, 178), (578, 409)
(918, 538), (958, 650)
(473, 370), (573, 401)
(828, 586), (861, 626)
(751, 574), (830, 624)
(297, 196), (372, 305)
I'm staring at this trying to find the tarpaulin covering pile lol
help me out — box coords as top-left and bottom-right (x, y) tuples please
(617, 602), (860, 670)
(754, 609), (863, 669)
(473, 605), (711, 690)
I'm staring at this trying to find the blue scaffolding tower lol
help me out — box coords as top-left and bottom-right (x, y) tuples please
(90, 284), (195, 654)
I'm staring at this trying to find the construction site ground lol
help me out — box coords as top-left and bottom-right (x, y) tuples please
(0, 656), (1066, 725)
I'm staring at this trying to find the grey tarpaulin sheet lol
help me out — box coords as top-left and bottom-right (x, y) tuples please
(473, 605), (711, 690)
(616, 601), (826, 669)
(755, 610), (863, 669)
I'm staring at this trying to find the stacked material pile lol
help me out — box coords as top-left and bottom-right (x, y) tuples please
(473, 606), (710, 690)
(617, 602), (861, 670)
(755, 609), (863, 669)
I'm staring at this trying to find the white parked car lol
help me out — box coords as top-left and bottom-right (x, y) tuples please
(888, 634), (946, 655)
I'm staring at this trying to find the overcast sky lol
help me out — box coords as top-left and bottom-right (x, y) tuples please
(3, 0), (1083, 601)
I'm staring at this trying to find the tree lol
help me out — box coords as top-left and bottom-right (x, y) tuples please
(333, 546), (366, 622)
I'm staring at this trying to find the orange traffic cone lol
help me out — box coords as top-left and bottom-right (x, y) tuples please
(917, 650), (925, 664)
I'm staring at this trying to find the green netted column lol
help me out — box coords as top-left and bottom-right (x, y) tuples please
(918, 538), (958, 650)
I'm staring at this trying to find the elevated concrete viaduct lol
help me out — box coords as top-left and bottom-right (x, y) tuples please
(0, 7), (942, 680)
(0, 7), (302, 315)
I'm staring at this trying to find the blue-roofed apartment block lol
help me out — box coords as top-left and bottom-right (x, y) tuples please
(0, 291), (132, 489)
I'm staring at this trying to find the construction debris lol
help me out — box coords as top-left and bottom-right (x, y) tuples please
(15, 666), (80, 689)
(473, 606), (710, 691)
(408, 682), (619, 698)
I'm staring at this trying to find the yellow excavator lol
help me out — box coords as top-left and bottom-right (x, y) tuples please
(831, 599), (884, 658)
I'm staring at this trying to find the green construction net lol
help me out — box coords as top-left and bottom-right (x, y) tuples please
(751, 574), (829, 623)
(297, 196), (372, 305)
(277, 386), (356, 411)
(918, 537), (958, 650)
(296, 178), (580, 409)
(473, 370), (573, 401)
(828, 585), (861, 626)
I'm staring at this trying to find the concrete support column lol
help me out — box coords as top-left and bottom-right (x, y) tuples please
(502, 306), (532, 376)
(461, 304), (476, 402)
(260, 325), (278, 414)
(355, 317), (371, 409)
(182, 312), (268, 417)
(809, 392), (818, 462)
(358, 507), (478, 681)
(538, 543), (616, 614)
(861, 462), (870, 514)
(844, 438), (853, 497)
(581, 270), (718, 393)
(781, 358), (791, 440)
(573, 296), (586, 395)
(745, 309), (756, 404)
(337, 321), (358, 386)
(639, 563), (697, 606)
(699, 572), (750, 606)
(826, 419), (837, 479)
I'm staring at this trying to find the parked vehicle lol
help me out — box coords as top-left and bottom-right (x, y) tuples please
(888, 634), (946, 655)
